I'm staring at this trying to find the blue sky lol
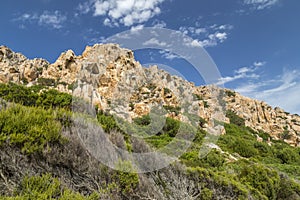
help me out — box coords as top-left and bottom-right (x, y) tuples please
(1, 0), (300, 114)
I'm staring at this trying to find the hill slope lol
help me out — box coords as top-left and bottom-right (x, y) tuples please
(0, 44), (300, 199)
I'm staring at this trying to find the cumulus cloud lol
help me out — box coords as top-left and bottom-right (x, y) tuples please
(90, 0), (165, 27)
(14, 11), (67, 29)
(244, 0), (279, 10)
(180, 24), (233, 48)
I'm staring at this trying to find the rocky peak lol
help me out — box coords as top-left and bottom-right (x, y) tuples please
(0, 46), (49, 84)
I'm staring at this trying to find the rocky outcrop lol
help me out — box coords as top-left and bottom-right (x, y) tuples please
(224, 89), (300, 146)
(0, 46), (48, 84)
(0, 44), (299, 146)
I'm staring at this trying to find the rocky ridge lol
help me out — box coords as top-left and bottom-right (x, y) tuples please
(0, 44), (299, 146)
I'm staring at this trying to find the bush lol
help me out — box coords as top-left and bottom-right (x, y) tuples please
(203, 149), (225, 168)
(0, 105), (65, 154)
(37, 77), (56, 86)
(97, 111), (119, 133)
(36, 89), (72, 109)
(163, 105), (181, 115)
(4, 174), (100, 200)
(233, 138), (259, 158)
(192, 93), (203, 101)
(200, 188), (213, 200)
(163, 117), (180, 137)
(0, 83), (72, 109)
(113, 160), (139, 195)
(0, 82), (38, 106)
(225, 90), (236, 97)
(163, 87), (171, 95)
(226, 110), (245, 127)
(277, 175), (300, 199)
(276, 147), (300, 164)
(239, 164), (280, 199)
(133, 114), (151, 126)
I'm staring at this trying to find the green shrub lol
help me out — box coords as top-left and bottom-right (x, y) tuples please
(37, 89), (72, 109)
(17, 173), (61, 199)
(67, 82), (77, 91)
(200, 188), (213, 200)
(203, 101), (209, 108)
(277, 175), (300, 199)
(37, 77), (56, 86)
(276, 147), (300, 164)
(163, 87), (171, 95)
(0, 82), (38, 106)
(0, 105), (65, 154)
(226, 110), (245, 127)
(0, 83), (72, 109)
(233, 138), (259, 158)
(3, 174), (100, 200)
(163, 105), (181, 115)
(145, 134), (173, 149)
(133, 114), (151, 126)
(279, 129), (292, 140)
(113, 160), (139, 195)
(192, 93), (203, 101)
(239, 164), (280, 199)
(203, 149), (225, 168)
(97, 111), (119, 133)
(163, 117), (180, 137)
(225, 90), (236, 97)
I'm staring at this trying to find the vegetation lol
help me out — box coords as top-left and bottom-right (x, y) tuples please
(192, 93), (203, 101)
(1, 82), (300, 199)
(2, 174), (99, 200)
(163, 105), (181, 115)
(0, 82), (72, 109)
(163, 87), (171, 95)
(226, 110), (245, 126)
(225, 90), (236, 97)
(0, 104), (67, 154)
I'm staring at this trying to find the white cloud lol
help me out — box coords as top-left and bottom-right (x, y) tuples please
(91, 0), (165, 27)
(77, 1), (92, 14)
(213, 32), (227, 42)
(151, 19), (167, 28)
(130, 24), (144, 32)
(159, 50), (180, 60)
(217, 65), (259, 85)
(179, 26), (207, 36)
(244, 0), (279, 10)
(235, 69), (300, 114)
(143, 38), (167, 47)
(254, 61), (266, 67)
(218, 24), (234, 30)
(180, 24), (233, 48)
(14, 11), (67, 29)
(235, 66), (253, 74)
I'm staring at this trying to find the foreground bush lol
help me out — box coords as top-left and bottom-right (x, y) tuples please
(0, 105), (67, 154)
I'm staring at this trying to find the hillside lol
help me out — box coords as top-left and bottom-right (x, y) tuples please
(0, 44), (300, 199)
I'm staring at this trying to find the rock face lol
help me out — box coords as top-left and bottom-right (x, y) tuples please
(224, 90), (300, 146)
(0, 44), (299, 146)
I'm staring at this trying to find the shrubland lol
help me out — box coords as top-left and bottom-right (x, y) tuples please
(0, 83), (300, 199)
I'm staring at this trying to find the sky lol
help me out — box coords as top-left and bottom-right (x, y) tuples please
(0, 0), (300, 114)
